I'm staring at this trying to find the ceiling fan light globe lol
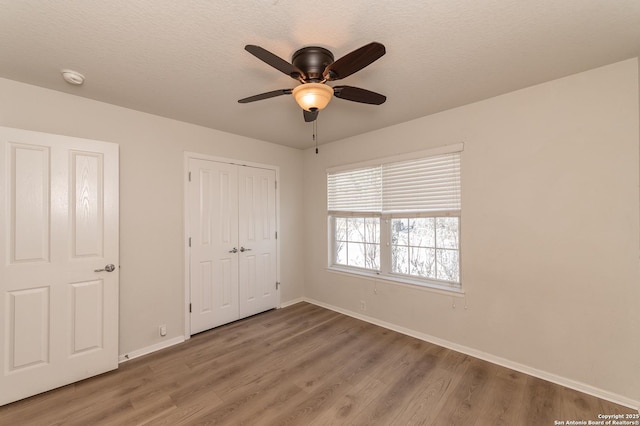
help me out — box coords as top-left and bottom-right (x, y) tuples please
(292, 83), (333, 111)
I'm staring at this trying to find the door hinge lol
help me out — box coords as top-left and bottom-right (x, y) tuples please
(188, 171), (191, 182)
(275, 181), (277, 190)
(275, 231), (278, 239)
(189, 303), (192, 313)
(188, 237), (192, 247)
(276, 282), (280, 290)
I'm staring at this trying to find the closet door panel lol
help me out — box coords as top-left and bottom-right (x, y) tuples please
(189, 159), (239, 334)
(238, 166), (278, 318)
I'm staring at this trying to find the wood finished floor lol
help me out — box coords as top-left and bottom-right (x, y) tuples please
(0, 302), (635, 425)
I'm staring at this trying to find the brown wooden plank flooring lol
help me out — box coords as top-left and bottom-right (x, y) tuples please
(0, 302), (635, 425)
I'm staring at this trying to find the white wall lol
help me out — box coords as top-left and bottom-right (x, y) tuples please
(303, 59), (640, 405)
(0, 78), (305, 356)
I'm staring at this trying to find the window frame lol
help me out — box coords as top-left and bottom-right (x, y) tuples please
(385, 212), (461, 286)
(327, 144), (463, 292)
(329, 211), (461, 290)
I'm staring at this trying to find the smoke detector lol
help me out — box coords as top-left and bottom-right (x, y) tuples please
(61, 69), (85, 86)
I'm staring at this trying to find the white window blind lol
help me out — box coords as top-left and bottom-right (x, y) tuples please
(327, 166), (382, 213)
(328, 151), (461, 214)
(382, 153), (460, 213)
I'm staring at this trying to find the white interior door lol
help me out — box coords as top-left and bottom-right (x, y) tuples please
(189, 159), (239, 334)
(238, 166), (278, 318)
(188, 158), (278, 335)
(0, 126), (119, 406)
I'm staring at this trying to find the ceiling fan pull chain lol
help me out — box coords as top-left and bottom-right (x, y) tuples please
(314, 119), (319, 154)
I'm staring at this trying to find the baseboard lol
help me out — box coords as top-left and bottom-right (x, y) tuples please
(303, 297), (640, 411)
(279, 297), (304, 308)
(118, 336), (185, 363)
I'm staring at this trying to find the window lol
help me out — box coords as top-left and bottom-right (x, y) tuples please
(335, 217), (380, 270)
(327, 144), (462, 289)
(390, 217), (459, 282)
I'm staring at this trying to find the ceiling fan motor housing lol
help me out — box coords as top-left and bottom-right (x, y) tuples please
(292, 46), (334, 81)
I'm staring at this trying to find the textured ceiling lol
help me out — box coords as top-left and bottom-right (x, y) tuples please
(1, 1), (639, 149)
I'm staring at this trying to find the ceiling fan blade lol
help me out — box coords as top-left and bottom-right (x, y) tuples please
(245, 45), (306, 80)
(238, 89), (292, 103)
(323, 42), (385, 81)
(303, 109), (319, 122)
(333, 86), (386, 105)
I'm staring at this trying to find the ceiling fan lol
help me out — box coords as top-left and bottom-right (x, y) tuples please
(238, 42), (387, 122)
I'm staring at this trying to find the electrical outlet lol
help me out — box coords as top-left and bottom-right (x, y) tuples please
(360, 300), (366, 311)
(159, 324), (167, 337)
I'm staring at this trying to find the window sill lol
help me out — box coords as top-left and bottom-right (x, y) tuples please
(326, 266), (465, 297)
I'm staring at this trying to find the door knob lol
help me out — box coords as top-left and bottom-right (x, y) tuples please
(229, 247), (238, 253)
(95, 264), (116, 272)
(240, 247), (252, 252)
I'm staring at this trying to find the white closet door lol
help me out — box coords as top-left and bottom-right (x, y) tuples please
(188, 158), (278, 335)
(0, 126), (119, 406)
(189, 159), (239, 334)
(238, 166), (278, 318)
